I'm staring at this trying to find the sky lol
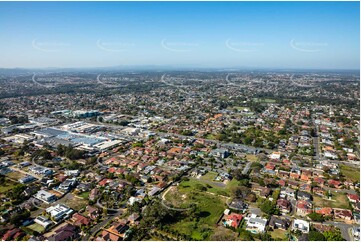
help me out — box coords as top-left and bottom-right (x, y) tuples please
(0, 1), (359, 70)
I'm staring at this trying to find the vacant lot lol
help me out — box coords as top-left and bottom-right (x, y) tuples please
(180, 177), (229, 196)
(199, 171), (218, 182)
(246, 154), (258, 162)
(57, 193), (88, 211)
(6, 171), (24, 181)
(340, 164), (360, 183)
(313, 192), (351, 209)
(26, 223), (45, 233)
(165, 180), (227, 240)
(269, 228), (288, 240)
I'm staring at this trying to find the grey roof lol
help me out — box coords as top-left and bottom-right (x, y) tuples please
(249, 217), (267, 226)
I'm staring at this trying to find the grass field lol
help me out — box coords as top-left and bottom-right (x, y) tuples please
(313, 192), (351, 209)
(340, 164), (360, 183)
(199, 171), (218, 182)
(78, 191), (90, 199)
(269, 229), (288, 240)
(27, 223), (46, 233)
(165, 179), (228, 240)
(179, 178), (229, 196)
(246, 154), (258, 162)
(6, 171), (24, 181)
(59, 194), (89, 211)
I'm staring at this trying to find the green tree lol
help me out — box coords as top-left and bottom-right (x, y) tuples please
(259, 199), (277, 215)
(307, 212), (325, 222)
(323, 230), (344, 241)
(309, 231), (326, 241)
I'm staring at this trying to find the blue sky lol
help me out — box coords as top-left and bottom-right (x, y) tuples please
(0, 1), (359, 69)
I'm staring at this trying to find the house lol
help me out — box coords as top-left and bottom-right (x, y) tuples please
(127, 213), (140, 225)
(210, 148), (229, 159)
(23, 186), (38, 197)
(300, 174), (310, 182)
(287, 180), (299, 189)
(270, 151), (281, 160)
(228, 199), (248, 211)
(59, 177), (77, 192)
(312, 187), (325, 197)
(34, 216), (53, 228)
(280, 187), (295, 199)
(47, 223), (79, 241)
(290, 172), (300, 180)
(296, 200), (312, 217)
(222, 213), (243, 229)
(292, 219), (309, 233)
(35, 190), (57, 203)
(104, 221), (129, 240)
(333, 208), (353, 221)
(19, 175), (36, 184)
(86, 206), (101, 220)
(252, 185), (271, 198)
(269, 216), (290, 230)
(297, 191), (312, 202)
(277, 199), (292, 214)
(315, 207), (333, 216)
(245, 214), (268, 233)
(278, 170), (289, 179)
(2, 228), (24, 241)
(328, 179), (342, 188)
(98, 230), (120, 241)
(299, 184), (312, 193)
(265, 163), (276, 170)
(46, 204), (74, 221)
(89, 188), (99, 201)
(347, 194), (360, 203)
(278, 179), (286, 187)
(70, 213), (91, 227)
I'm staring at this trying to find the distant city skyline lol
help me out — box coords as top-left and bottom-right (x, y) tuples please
(0, 1), (359, 69)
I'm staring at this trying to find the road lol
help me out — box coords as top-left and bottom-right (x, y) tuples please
(242, 161), (252, 175)
(82, 211), (122, 241)
(324, 221), (354, 241)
